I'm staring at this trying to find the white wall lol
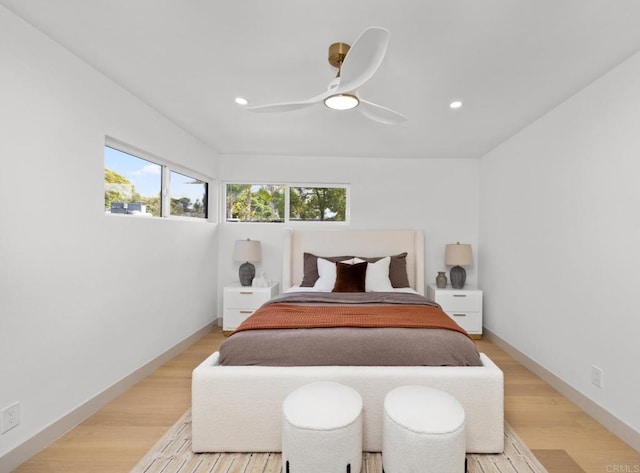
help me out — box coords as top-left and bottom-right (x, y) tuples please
(479, 50), (640, 435)
(0, 7), (219, 460)
(217, 154), (480, 314)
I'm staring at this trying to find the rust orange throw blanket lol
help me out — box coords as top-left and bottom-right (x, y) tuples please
(231, 303), (470, 338)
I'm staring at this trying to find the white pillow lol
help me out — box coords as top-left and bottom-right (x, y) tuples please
(313, 257), (341, 291)
(353, 256), (393, 292)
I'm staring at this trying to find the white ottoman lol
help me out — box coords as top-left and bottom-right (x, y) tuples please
(282, 381), (363, 473)
(383, 386), (466, 473)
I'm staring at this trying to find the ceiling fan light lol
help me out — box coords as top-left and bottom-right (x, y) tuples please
(324, 94), (359, 111)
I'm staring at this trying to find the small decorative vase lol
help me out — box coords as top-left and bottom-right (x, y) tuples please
(436, 271), (447, 288)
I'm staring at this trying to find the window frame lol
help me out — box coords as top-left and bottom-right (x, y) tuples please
(105, 137), (215, 222)
(223, 181), (350, 225)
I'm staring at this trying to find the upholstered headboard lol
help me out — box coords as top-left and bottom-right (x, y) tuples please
(282, 229), (425, 295)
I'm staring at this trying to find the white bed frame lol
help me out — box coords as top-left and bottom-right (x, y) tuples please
(192, 229), (504, 453)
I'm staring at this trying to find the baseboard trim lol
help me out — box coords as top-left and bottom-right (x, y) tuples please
(0, 322), (213, 472)
(484, 328), (640, 452)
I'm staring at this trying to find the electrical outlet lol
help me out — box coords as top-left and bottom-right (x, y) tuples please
(1, 402), (20, 434)
(591, 365), (603, 389)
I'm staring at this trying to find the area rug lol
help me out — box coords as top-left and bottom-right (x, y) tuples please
(130, 409), (548, 473)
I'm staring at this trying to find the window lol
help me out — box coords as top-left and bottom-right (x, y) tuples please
(170, 171), (208, 219)
(225, 183), (348, 223)
(289, 186), (347, 222)
(104, 146), (162, 217)
(226, 184), (285, 222)
(104, 141), (210, 220)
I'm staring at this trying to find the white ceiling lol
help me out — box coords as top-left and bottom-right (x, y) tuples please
(4, 0), (640, 159)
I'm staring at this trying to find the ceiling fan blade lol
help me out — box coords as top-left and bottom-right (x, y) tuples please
(335, 27), (389, 94)
(246, 91), (329, 113)
(246, 102), (314, 113)
(358, 98), (408, 125)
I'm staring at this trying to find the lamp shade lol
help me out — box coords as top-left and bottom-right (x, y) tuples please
(233, 239), (262, 262)
(444, 243), (473, 267)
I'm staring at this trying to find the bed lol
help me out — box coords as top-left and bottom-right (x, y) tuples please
(192, 229), (504, 453)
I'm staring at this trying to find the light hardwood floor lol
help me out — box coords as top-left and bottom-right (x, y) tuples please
(13, 329), (640, 473)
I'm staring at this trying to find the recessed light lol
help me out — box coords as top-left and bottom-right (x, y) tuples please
(235, 97), (248, 105)
(449, 100), (463, 110)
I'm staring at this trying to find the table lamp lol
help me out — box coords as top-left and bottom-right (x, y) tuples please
(233, 239), (262, 286)
(444, 242), (473, 289)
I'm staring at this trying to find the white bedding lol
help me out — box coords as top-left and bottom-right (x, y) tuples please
(283, 284), (420, 294)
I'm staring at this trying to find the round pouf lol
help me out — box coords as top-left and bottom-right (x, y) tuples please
(383, 386), (466, 473)
(282, 381), (363, 473)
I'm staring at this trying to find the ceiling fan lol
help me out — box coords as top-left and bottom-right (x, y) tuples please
(246, 27), (407, 125)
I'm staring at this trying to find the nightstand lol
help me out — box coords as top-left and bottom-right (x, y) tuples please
(427, 284), (483, 339)
(223, 282), (279, 331)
